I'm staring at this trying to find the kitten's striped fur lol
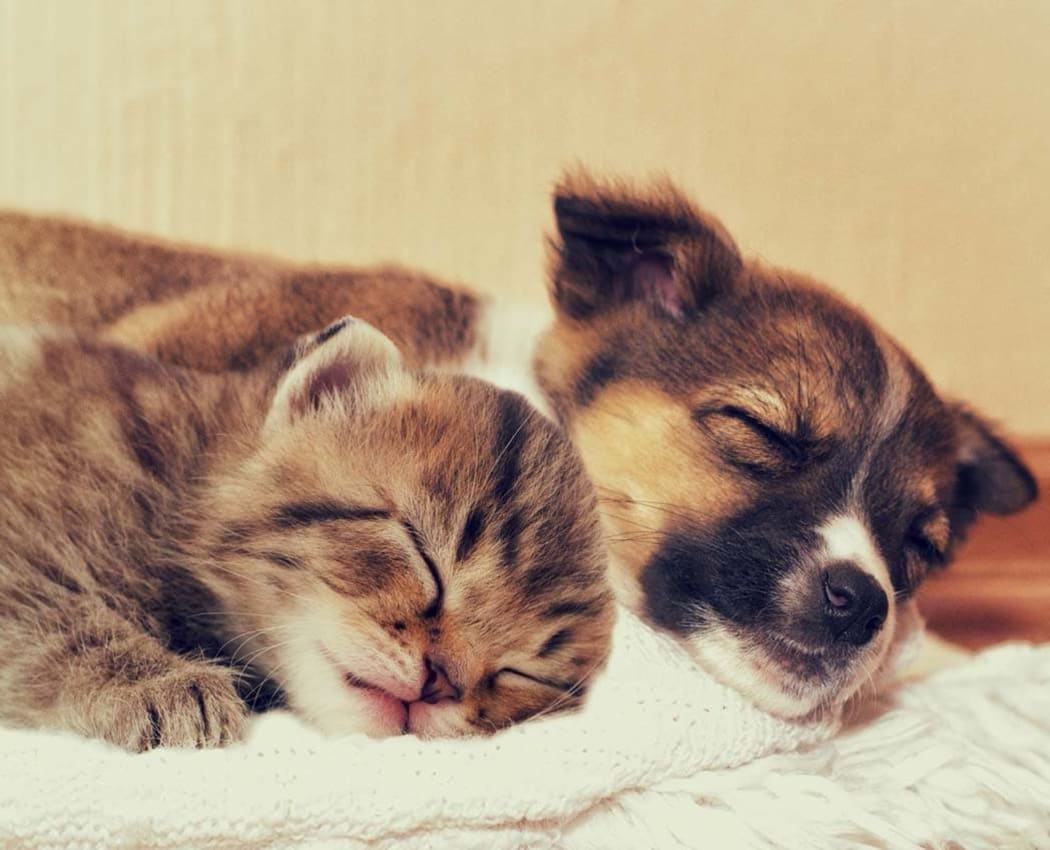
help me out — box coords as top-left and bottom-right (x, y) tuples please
(0, 318), (613, 750)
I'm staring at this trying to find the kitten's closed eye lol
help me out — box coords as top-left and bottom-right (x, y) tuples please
(496, 668), (581, 694)
(400, 519), (444, 619)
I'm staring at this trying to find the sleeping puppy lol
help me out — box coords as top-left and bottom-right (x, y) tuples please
(533, 174), (1037, 717)
(0, 176), (1037, 718)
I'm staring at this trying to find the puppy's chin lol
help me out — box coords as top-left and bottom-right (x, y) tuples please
(685, 614), (899, 720)
(273, 644), (408, 738)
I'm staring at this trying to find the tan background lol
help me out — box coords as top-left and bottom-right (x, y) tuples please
(1, 0), (1047, 434)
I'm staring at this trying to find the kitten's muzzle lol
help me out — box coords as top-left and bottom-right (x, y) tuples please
(820, 563), (888, 647)
(419, 658), (461, 704)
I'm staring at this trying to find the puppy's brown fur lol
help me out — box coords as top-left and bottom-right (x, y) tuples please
(0, 210), (479, 370)
(534, 173), (1036, 714)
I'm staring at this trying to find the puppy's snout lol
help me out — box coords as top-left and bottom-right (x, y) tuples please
(821, 563), (888, 647)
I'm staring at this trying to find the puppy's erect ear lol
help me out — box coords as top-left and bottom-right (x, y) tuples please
(949, 403), (1038, 534)
(264, 316), (403, 433)
(548, 171), (743, 321)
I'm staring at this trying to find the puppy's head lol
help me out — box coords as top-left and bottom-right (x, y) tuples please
(535, 172), (1037, 717)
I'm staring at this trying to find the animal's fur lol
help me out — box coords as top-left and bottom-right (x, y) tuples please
(0, 173), (1036, 718)
(534, 173), (1036, 715)
(0, 210), (480, 371)
(0, 318), (613, 750)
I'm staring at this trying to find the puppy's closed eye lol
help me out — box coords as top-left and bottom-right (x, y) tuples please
(892, 508), (951, 594)
(905, 509), (950, 566)
(694, 405), (814, 476)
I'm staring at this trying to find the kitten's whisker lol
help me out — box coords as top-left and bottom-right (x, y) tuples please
(521, 655), (607, 724)
(216, 623), (294, 659)
(598, 511), (663, 532)
(235, 636), (309, 676)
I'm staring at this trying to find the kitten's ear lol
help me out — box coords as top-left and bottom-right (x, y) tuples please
(548, 171), (743, 321)
(950, 403), (1038, 532)
(264, 316), (403, 432)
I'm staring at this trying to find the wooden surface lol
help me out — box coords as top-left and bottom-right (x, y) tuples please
(920, 441), (1050, 649)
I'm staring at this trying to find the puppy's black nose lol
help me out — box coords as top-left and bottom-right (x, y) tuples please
(822, 563), (888, 647)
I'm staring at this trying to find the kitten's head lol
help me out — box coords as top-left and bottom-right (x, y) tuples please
(201, 317), (614, 738)
(534, 172), (1037, 718)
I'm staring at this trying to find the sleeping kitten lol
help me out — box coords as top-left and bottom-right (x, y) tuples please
(0, 318), (613, 750)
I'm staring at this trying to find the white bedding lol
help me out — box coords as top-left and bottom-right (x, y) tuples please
(2, 608), (1048, 850)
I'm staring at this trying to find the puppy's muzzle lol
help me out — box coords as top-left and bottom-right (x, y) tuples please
(821, 562), (888, 647)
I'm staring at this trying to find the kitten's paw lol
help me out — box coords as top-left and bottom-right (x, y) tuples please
(95, 664), (248, 752)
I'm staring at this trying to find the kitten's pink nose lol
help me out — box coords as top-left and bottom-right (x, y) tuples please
(420, 659), (461, 704)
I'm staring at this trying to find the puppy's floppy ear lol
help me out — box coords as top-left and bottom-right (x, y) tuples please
(949, 403), (1038, 533)
(548, 171), (743, 321)
(264, 316), (403, 433)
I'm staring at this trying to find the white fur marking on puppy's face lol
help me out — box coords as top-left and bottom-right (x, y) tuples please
(687, 622), (824, 718)
(819, 512), (896, 665)
(819, 513), (892, 594)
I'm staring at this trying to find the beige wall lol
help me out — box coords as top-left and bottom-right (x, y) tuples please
(1, 0), (1047, 433)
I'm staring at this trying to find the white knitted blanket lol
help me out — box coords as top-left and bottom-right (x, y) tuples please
(2, 608), (1048, 850)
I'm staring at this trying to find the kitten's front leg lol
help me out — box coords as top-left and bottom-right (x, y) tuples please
(4, 607), (247, 751)
(65, 648), (249, 751)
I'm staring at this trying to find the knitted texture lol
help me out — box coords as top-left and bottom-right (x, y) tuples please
(1, 608), (1047, 850)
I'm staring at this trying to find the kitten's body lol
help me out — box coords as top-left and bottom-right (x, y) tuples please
(0, 329), (263, 747)
(0, 320), (613, 750)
